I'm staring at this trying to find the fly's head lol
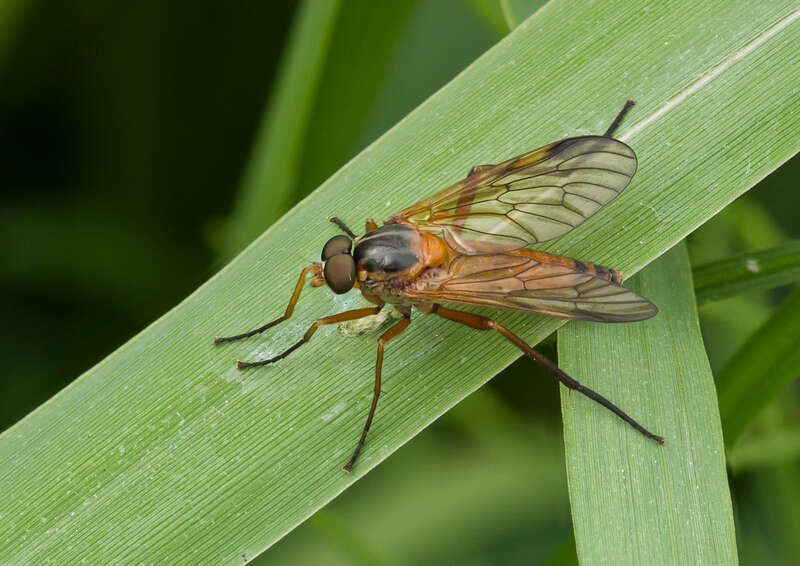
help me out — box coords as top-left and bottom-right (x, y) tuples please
(316, 234), (356, 294)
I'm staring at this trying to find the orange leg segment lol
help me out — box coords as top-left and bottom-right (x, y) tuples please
(343, 312), (411, 472)
(214, 264), (318, 345)
(237, 306), (383, 369)
(430, 304), (664, 445)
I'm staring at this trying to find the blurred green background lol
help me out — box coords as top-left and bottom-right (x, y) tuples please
(1, 1), (798, 564)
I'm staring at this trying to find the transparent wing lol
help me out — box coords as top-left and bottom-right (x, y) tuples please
(389, 136), (637, 254)
(403, 250), (657, 322)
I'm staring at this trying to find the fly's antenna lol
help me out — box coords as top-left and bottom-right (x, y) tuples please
(604, 100), (635, 138)
(329, 216), (357, 239)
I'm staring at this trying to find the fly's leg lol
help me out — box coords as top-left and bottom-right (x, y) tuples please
(430, 304), (664, 445)
(237, 306), (383, 369)
(343, 311), (411, 472)
(604, 100), (635, 137)
(214, 264), (319, 345)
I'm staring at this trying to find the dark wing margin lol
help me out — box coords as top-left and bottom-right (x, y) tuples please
(403, 250), (658, 323)
(388, 136), (637, 255)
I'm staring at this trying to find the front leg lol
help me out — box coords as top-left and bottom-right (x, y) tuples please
(237, 306), (382, 369)
(214, 264), (320, 345)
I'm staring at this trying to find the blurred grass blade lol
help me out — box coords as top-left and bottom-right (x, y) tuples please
(718, 286), (800, 448)
(764, 463), (800, 560)
(693, 240), (800, 304)
(728, 427), (800, 471)
(225, 0), (341, 256)
(540, 534), (578, 566)
(307, 510), (398, 566)
(0, 0), (28, 69)
(290, 0), (417, 201)
(499, 0), (548, 29)
(465, 0), (510, 36)
(559, 244), (737, 565)
(1, 2), (799, 564)
(225, 0), (415, 258)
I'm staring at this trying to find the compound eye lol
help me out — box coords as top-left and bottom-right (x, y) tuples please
(321, 235), (352, 261)
(324, 254), (356, 294)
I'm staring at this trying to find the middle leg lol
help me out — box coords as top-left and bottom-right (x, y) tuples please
(343, 310), (411, 472)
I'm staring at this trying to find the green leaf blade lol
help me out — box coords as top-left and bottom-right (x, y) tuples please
(225, 0), (342, 256)
(718, 286), (800, 447)
(560, 244), (737, 565)
(1, 2), (798, 563)
(693, 241), (800, 304)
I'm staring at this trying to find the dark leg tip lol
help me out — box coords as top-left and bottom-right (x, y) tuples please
(214, 337), (223, 346)
(342, 463), (353, 473)
(654, 435), (665, 446)
(236, 361), (246, 370)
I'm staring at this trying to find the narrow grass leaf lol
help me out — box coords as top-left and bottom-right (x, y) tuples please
(560, 243), (736, 565)
(693, 241), (800, 304)
(728, 427), (800, 471)
(225, 0), (341, 256)
(291, 0), (417, 201)
(718, 286), (800, 447)
(464, 0), (509, 36)
(499, 0), (548, 29)
(225, 0), (416, 257)
(0, 0), (28, 67)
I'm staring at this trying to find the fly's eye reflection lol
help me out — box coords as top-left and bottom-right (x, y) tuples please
(321, 235), (352, 261)
(323, 254), (356, 294)
(215, 100), (664, 473)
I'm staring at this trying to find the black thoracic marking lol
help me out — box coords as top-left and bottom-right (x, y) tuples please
(354, 223), (419, 273)
(573, 259), (587, 273)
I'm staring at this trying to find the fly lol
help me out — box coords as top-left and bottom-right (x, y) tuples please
(215, 101), (664, 472)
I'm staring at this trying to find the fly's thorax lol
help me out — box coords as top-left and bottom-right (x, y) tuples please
(353, 223), (424, 281)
